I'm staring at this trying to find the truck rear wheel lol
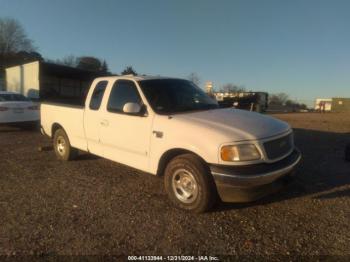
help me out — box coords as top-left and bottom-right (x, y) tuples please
(164, 153), (216, 213)
(53, 128), (78, 161)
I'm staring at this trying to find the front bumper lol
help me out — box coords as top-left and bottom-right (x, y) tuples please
(211, 149), (302, 202)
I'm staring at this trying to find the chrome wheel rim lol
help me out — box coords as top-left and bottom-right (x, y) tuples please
(56, 136), (66, 156)
(171, 169), (198, 204)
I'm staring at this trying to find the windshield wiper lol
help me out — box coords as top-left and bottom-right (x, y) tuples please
(172, 104), (219, 113)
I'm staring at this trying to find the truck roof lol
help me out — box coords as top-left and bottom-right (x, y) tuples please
(93, 75), (182, 82)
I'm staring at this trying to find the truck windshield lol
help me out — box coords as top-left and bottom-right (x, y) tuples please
(138, 79), (219, 114)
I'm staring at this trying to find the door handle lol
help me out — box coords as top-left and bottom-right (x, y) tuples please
(153, 130), (163, 138)
(100, 119), (109, 126)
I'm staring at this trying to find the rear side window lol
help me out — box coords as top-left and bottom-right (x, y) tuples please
(89, 81), (108, 110)
(107, 80), (141, 113)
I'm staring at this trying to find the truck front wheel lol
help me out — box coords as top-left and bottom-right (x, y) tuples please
(164, 154), (216, 213)
(53, 128), (78, 161)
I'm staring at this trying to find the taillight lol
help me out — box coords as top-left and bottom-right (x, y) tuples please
(0, 106), (9, 111)
(27, 105), (39, 110)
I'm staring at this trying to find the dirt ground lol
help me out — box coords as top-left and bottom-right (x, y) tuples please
(0, 112), (349, 259)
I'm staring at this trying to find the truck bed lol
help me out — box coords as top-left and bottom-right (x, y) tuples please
(41, 103), (88, 151)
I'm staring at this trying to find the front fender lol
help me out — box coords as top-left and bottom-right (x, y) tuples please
(149, 140), (218, 175)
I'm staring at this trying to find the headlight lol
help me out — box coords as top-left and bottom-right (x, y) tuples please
(221, 144), (261, 162)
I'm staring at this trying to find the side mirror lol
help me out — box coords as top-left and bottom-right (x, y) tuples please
(123, 102), (142, 114)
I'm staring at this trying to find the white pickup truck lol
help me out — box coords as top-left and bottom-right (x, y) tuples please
(41, 76), (301, 212)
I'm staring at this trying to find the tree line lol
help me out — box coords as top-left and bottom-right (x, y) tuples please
(190, 71), (307, 109)
(269, 93), (307, 110)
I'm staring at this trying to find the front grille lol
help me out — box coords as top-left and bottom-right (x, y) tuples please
(263, 133), (293, 160)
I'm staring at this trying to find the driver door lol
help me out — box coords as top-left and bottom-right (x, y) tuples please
(99, 80), (153, 172)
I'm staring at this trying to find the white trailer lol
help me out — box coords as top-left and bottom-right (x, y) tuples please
(6, 61), (40, 99)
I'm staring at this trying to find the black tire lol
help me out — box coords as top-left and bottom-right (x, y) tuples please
(164, 153), (216, 213)
(53, 128), (78, 161)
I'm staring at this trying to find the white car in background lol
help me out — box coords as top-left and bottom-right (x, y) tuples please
(0, 91), (40, 125)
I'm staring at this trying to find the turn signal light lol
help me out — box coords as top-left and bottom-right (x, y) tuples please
(221, 144), (261, 162)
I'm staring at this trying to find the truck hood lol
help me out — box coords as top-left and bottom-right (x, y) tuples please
(173, 108), (290, 141)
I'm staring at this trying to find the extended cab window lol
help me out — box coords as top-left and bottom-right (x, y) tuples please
(89, 81), (108, 110)
(107, 80), (141, 113)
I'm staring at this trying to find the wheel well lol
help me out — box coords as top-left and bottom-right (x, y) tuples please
(157, 148), (207, 176)
(51, 123), (63, 138)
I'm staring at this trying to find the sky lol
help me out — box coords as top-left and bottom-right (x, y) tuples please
(1, 0), (350, 106)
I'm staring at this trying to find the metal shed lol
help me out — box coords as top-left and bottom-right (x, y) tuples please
(331, 98), (350, 113)
(6, 61), (107, 105)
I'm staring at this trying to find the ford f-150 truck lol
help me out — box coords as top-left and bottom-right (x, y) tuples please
(41, 76), (301, 212)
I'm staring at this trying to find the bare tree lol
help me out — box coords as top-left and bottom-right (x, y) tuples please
(61, 55), (78, 67)
(121, 66), (137, 75)
(269, 93), (289, 105)
(49, 55), (77, 67)
(285, 99), (307, 110)
(220, 83), (246, 93)
(46, 55), (111, 74)
(76, 56), (102, 71)
(0, 18), (36, 55)
(187, 72), (200, 86)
